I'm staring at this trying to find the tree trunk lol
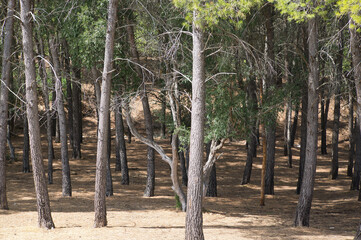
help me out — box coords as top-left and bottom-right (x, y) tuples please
(115, 100), (129, 184)
(205, 141), (217, 197)
(72, 69), (82, 158)
(297, 23), (309, 195)
(290, 103), (299, 147)
(331, 19), (344, 180)
(22, 115), (30, 173)
(241, 78), (257, 185)
(126, 13), (155, 197)
(185, 11), (205, 240)
(62, 40), (73, 151)
(106, 116), (113, 196)
(20, 0), (55, 228)
(320, 90), (330, 155)
(294, 15), (319, 227)
(160, 90), (166, 139)
(179, 140), (188, 187)
(348, 87), (355, 177)
(0, 0), (15, 210)
(351, 121), (361, 190)
(7, 123), (15, 162)
(94, 0), (117, 228)
(350, 17), (361, 176)
(264, 3), (276, 195)
(36, 36), (54, 184)
(49, 36), (72, 197)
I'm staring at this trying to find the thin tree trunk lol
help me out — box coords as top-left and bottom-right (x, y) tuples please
(185, 11), (205, 240)
(348, 87), (355, 177)
(94, 0), (117, 228)
(37, 36), (54, 184)
(7, 123), (15, 161)
(20, 0), (55, 228)
(320, 90), (330, 155)
(241, 78), (257, 185)
(49, 36), (72, 197)
(126, 13), (155, 197)
(115, 100), (129, 184)
(160, 90), (166, 139)
(290, 103), (299, 147)
(72, 69), (82, 158)
(264, 3), (276, 195)
(106, 116), (113, 196)
(350, 17), (361, 177)
(351, 120), (361, 190)
(61, 44), (73, 153)
(294, 15), (319, 227)
(22, 115), (30, 173)
(0, 0), (15, 210)
(205, 142), (217, 197)
(331, 19), (344, 179)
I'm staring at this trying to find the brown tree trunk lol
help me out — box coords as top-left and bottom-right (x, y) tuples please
(20, 0), (55, 228)
(0, 0), (15, 210)
(294, 15), (319, 227)
(205, 142), (217, 197)
(351, 121), (361, 190)
(49, 36), (72, 197)
(185, 11), (205, 240)
(22, 115), (30, 173)
(241, 78), (257, 185)
(72, 71), (82, 159)
(331, 19), (344, 179)
(115, 99), (129, 185)
(348, 87), (355, 177)
(106, 116), (113, 197)
(264, 3), (276, 195)
(94, 0), (117, 228)
(126, 13), (155, 197)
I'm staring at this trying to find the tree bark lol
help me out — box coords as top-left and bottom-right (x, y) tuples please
(106, 116), (113, 196)
(320, 85), (330, 155)
(94, 0), (117, 228)
(49, 36), (72, 197)
(264, 3), (276, 195)
(294, 15), (319, 227)
(331, 19), (344, 179)
(350, 18), (361, 169)
(22, 115), (30, 173)
(205, 142), (217, 197)
(72, 69), (82, 158)
(348, 87), (355, 177)
(0, 0), (15, 210)
(185, 11), (205, 240)
(20, 0), (55, 228)
(115, 100), (129, 184)
(351, 120), (361, 190)
(241, 78), (257, 185)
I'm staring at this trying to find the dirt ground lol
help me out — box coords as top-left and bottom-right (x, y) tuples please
(1, 108), (360, 240)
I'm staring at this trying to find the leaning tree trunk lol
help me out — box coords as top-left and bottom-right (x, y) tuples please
(94, 0), (117, 228)
(185, 11), (205, 240)
(294, 15), (319, 227)
(0, 0), (15, 210)
(49, 36), (72, 197)
(205, 142), (217, 197)
(20, 0), (55, 228)
(331, 19), (344, 180)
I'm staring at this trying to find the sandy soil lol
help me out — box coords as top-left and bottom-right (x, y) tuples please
(1, 109), (360, 240)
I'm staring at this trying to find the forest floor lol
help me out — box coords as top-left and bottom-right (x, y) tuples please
(1, 99), (360, 240)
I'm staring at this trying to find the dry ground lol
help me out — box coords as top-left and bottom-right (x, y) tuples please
(1, 110), (360, 240)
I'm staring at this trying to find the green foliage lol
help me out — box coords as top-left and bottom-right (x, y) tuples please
(173, 0), (262, 28)
(337, 0), (361, 28)
(269, 0), (332, 22)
